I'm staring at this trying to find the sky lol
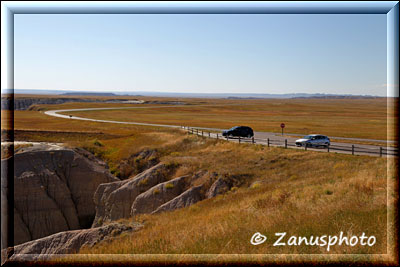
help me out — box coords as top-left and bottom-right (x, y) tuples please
(14, 14), (388, 96)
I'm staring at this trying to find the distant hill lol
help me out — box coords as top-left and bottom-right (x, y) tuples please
(3, 89), (386, 99)
(292, 95), (380, 99)
(62, 92), (117, 96)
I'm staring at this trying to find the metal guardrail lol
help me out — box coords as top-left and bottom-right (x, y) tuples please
(181, 126), (398, 157)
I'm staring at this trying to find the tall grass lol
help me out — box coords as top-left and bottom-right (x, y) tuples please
(76, 134), (392, 257)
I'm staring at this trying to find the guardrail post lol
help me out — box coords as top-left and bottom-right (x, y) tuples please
(208, 132), (210, 137)
(196, 129), (199, 135)
(352, 145), (354, 155)
(380, 147), (382, 157)
(239, 136), (241, 143)
(226, 135), (228, 141)
(202, 131), (203, 137)
(305, 143), (307, 151)
(267, 138), (270, 147)
(252, 137), (255, 144)
(191, 129), (193, 134)
(285, 139), (287, 149)
(327, 145), (329, 152)
(217, 133), (219, 140)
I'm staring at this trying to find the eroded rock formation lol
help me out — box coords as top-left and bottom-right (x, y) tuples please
(4, 222), (141, 262)
(131, 175), (189, 216)
(92, 163), (176, 227)
(152, 184), (205, 214)
(1, 145), (118, 246)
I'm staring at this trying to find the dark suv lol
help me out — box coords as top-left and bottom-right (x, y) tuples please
(222, 126), (254, 138)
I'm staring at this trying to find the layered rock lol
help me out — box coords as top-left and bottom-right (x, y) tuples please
(152, 184), (205, 214)
(117, 149), (159, 179)
(1, 97), (99, 111)
(92, 163), (175, 227)
(1, 145), (118, 245)
(131, 175), (189, 216)
(5, 222), (141, 262)
(206, 177), (232, 199)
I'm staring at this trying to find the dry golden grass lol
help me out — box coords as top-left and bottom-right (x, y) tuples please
(59, 98), (396, 141)
(74, 135), (392, 257)
(2, 98), (397, 263)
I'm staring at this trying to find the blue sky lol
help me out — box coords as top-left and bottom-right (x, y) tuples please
(14, 14), (388, 96)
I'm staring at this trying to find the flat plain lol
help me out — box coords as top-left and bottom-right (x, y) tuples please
(56, 97), (397, 141)
(1, 95), (397, 261)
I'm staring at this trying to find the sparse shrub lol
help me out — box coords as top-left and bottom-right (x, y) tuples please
(250, 182), (262, 189)
(111, 168), (120, 178)
(165, 161), (180, 170)
(169, 152), (181, 157)
(325, 190), (333, 195)
(148, 155), (157, 161)
(188, 205), (200, 213)
(165, 183), (174, 189)
(153, 188), (161, 195)
(138, 178), (149, 186)
(230, 186), (238, 192)
(93, 139), (104, 147)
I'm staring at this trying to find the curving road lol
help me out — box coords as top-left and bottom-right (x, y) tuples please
(44, 107), (398, 158)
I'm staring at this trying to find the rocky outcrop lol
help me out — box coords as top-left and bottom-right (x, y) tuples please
(205, 173), (251, 198)
(1, 145), (118, 246)
(152, 184), (205, 214)
(117, 149), (159, 179)
(4, 222), (141, 262)
(206, 177), (232, 199)
(1, 97), (99, 110)
(1, 97), (187, 111)
(92, 163), (175, 227)
(131, 175), (188, 216)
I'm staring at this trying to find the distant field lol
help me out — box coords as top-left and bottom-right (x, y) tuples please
(59, 98), (396, 141)
(1, 97), (396, 258)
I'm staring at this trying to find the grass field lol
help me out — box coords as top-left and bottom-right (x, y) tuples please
(58, 98), (397, 141)
(74, 136), (393, 256)
(1, 96), (397, 262)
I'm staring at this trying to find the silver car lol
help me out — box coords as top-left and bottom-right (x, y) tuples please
(295, 134), (330, 148)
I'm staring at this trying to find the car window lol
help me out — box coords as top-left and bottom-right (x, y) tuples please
(304, 135), (312, 139)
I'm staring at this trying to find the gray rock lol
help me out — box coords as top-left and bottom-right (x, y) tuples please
(206, 177), (232, 199)
(5, 222), (141, 262)
(92, 163), (174, 227)
(131, 175), (188, 216)
(1, 147), (118, 246)
(152, 184), (204, 214)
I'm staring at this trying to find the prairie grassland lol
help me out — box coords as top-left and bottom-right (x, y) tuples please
(1, 110), (185, 163)
(61, 98), (396, 141)
(77, 135), (392, 256)
(1, 107), (395, 260)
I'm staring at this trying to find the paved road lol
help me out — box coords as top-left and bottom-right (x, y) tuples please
(44, 107), (397, 158)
